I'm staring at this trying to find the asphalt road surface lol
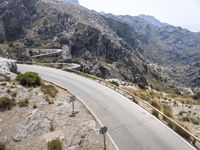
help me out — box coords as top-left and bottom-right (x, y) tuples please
(18, 64), (195, 150)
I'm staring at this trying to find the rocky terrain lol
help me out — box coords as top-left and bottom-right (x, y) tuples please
(0, 59), (114, 150)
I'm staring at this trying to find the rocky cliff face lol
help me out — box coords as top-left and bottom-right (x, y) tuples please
(103, 14), (200, 88)
(0, 0), (153, 87)
(0, 0), (199, 90)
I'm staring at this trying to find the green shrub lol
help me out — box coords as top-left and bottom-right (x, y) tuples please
(48, 139), (63, 150)
(18, 99), (29, 107)
(109, 81), (119, 87)
(41, 84), (58, 98)
(4, 76), (11, 82)
(0, 97), (16, 111)
(0, 97), (15, 110)
(16, 72), (41, 87)
(33, 104), (37, 109)
(0, 142), (6, 150)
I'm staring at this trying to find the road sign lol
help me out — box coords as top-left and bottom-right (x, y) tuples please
(69, 95), (76, 102)
(100, 126), (108, 134)
(100, 126), (108, 150)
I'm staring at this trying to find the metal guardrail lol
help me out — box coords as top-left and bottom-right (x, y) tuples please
(65, 68), (200, 149)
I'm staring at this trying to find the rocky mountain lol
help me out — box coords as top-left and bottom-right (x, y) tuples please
(59, 0), (79, 6)
(138, 15), (170, 28)
(0, 0), (155, 88)
(103, 14), (200, 88)
(0, 0), (199, 91)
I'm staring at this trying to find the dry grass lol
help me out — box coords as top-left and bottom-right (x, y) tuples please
(162, 105), (173, 119)
(174, 124), (191, 140)
(152, 109), (159, 118)
(45, 96), (54, 104)
(48, 139), (63, 150)
(41, 84), (58, 98)
(18, 99), (29, 107)
(150, 100), (161, 110)
(0, 142), (6, 150)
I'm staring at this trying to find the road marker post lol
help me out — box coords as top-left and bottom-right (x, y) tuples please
(100, 126), (108, 150)
(69, 95), (76, 117)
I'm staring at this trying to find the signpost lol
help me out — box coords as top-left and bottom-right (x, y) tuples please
(100, 126), (108, 150)
(69, 95), (76, 117)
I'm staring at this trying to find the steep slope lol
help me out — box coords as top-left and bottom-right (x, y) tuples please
(0, 0), (159, 87)
(138, 15), (170, 28)
(103, 14), (200, 88)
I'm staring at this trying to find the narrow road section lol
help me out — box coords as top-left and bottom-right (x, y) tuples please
(18, 64), (195, 150)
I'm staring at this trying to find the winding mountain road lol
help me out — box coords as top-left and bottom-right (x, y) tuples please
(18, 64), (195, 150)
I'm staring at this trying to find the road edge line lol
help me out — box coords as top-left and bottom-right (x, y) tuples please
(44, 79), (119, 150)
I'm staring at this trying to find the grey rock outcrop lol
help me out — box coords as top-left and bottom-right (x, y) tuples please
(0, 59), (17, 78)
(13, 110), (53, 142)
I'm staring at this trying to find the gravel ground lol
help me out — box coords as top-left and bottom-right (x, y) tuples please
(0, 81), (115, 150)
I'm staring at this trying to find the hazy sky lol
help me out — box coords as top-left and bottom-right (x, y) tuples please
(79, 0), (200, 32)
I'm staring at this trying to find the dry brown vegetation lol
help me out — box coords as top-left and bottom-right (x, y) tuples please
(41, 84), (58, 98)
(48, 139), (63, 150)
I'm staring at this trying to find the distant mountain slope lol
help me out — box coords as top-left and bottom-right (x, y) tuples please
(0, 0), (158, 88)
(0, 0), (199, 90)
(138, 15), (170, 28)
(58, 0), (79, 5)
(103, 14), (200, 88)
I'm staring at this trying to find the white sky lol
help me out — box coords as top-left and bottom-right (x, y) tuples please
(79, 0), (200, 32)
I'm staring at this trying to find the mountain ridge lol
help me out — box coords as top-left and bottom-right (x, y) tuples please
(0, 0), (199, 91)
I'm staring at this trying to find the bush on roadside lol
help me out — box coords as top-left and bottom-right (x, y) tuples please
(48, 139), (63, 150)
(0, 97), (16, 111)
(16, 72), (41, 87)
